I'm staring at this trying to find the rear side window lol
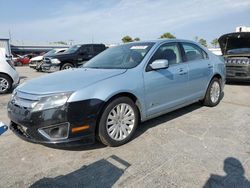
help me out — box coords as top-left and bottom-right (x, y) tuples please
(182, 43), (208, 61)
(93, 45), (105, 53)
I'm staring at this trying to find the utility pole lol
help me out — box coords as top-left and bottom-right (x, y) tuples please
(8, 30), (12, 41)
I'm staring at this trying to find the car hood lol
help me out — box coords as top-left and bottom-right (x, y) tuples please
(17, 68), (126, 95)
(30, 56), (43, 61)
(46, 52), (74, 60)
(219, 32), (250, 55)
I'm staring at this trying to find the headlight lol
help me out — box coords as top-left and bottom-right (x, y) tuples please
(31, 92), (72, 112)
(50, 58), (61, 64)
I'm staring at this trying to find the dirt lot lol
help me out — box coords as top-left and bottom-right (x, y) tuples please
(0, 66), (250, 188)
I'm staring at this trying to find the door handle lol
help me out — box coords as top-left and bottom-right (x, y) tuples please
(179, 68), (184, 72)
(208, 64), (213, 68)
(179, 72), (187, 75)
(178, 68), (187, 75)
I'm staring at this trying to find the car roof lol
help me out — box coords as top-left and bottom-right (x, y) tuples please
(128, 39), (199, 45)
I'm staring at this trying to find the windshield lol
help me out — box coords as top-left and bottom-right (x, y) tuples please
(44, 49), (57, 56)
(227, 48), (250, 54)
(83, 42), (154, 69)
(64, 45), (81, 53)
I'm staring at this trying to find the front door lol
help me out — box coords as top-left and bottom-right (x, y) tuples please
(143, 43), (189, 117)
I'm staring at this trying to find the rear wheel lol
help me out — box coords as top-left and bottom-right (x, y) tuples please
(0, 74), (12, 94)
(98, 97), (139, 146)
(61, 63), (74, 70)
(203, 77), (222, 107)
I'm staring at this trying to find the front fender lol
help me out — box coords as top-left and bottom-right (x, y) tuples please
(68, 70), (147, 120)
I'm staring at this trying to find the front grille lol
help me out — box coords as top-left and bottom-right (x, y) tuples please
(43, 58), (51, 64)
(226, 57), (250, 65)
(11, 90), (41, 109)
(226, 66), (247, 71)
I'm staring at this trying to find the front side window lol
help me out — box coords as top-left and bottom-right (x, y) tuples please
(64, 45), (81, 54)
(182, 43), (208, 61)
(83, 42), (154, 69)
(80, 46), (92, 54)
(148, 43), (182, 66)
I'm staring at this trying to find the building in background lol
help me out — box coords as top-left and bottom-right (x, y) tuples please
(11, 44), (69, 56)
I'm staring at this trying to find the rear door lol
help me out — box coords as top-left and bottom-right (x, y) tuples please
(180, 42), (213, 100)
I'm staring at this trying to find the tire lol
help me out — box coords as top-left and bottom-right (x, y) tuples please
(0, 74), (12, 94)
(60, 63), (74, 70)
(98, 97), (139, 147)
(203, 77), (222, 107)
(17, 62), (23, 66)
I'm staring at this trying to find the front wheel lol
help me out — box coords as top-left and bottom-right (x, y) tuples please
(61, 63), (74, 70)
(0, 74), (12, 94)
(98, 97), (139, 147)
(203, 77), (222, 107)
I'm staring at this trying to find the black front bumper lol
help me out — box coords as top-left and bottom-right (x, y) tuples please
(8, 99), (105, 146)
(226, 64), (250, 81)
(41, 63), (60, 72)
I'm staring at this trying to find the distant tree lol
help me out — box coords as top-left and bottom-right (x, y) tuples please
(211, 38), (219, 48)
(122, 36), (133, 43)
(160, 32), (176, 39)
(134, 37), (140, 41)
(198, 38), (207, 47)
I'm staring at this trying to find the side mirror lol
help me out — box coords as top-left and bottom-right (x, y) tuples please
(150, 59), (169, 70)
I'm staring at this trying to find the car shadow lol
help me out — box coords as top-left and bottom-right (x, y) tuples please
(19, 76), (27, 80)
(203, 157), (250, 188)
(30, 155), (130, 188)
(226, 81), (250, 86)
(45, 142), (106, 151)
(134, 102), (203, 140)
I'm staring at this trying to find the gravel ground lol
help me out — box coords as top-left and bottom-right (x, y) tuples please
(0, 66), (250, 188)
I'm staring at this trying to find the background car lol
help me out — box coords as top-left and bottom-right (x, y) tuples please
(13, 54), (35, 66)
(219, 32), (250, 82)
(0, 48), (19, 94)
(8, 39), (225, 147)
(41, 44), (106, 72)
(29, 48), (67, 71)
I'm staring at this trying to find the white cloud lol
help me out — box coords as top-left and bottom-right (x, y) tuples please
(2, 0), (250, 43)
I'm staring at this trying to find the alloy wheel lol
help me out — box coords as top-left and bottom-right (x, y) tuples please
(210, 81), (220, 103)
(0, 77), (9, 92)
(106, 103), (135, 141)
(63, 65), (72, 69)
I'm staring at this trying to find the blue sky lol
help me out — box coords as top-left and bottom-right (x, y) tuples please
(0, 0), (250, 45)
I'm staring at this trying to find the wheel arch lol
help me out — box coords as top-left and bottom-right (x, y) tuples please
(203, 73), (223, 99)
(212, 73), (222, 80)
(0, 72), (13, 83)
(95, 91), (143, 136)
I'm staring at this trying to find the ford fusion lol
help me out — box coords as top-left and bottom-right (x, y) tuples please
(8, 40), (225, 147)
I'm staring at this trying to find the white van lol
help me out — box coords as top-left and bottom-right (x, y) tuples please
(0, 48), (19, 94)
